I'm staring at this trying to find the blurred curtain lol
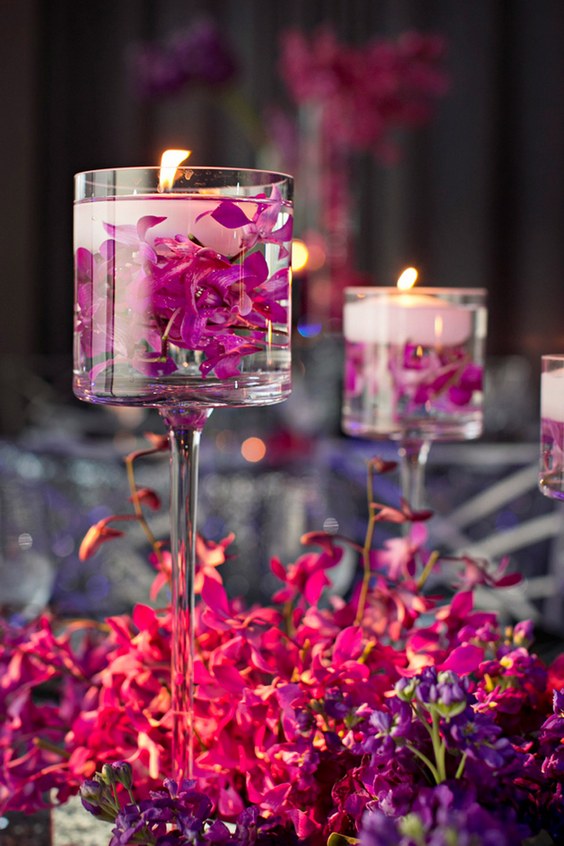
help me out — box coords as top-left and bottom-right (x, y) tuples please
(1, 0), (564, 418)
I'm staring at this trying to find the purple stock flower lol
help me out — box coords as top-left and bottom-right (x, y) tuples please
(553, 687), (564, 715)
(445, 710), (519, 771)
(360, 782), (526, 846)
(407, 667), (470, 719)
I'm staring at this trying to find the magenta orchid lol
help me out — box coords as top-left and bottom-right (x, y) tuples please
(1, 443), (563, 846)
(279, 26), (449, 162)
(74, 190), (292, 386)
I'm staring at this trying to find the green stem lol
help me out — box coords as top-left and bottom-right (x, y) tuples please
(416, 550), (440, 591)
(219, 85), (268, 150)
(455, 751), (468, 779)
(34, 737), (70, 758)
(404, 741), (441, 784)
(430, 712), (447, 782)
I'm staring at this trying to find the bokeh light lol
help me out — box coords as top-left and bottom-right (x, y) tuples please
(241, 436), (267, 463)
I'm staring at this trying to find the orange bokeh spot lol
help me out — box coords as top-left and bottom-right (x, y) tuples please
(241, 437), (267, 463)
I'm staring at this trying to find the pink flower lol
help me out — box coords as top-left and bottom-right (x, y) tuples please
(278, 26), (448, 161)
(78, 519), (126, 561)
(270, 543), (343, 607)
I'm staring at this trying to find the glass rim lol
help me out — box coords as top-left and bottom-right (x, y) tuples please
(74, 165), (293, 182)
(541, 354), (564, 361)
(345, 286), (487, 296)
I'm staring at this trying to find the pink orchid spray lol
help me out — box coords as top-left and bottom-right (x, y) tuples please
(1, 440), (563, 845)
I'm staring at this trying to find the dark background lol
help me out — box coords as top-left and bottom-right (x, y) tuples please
(2, 0), (564, 432)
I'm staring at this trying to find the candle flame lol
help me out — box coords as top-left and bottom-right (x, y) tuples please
(397, 267), (419, 291)
(158, 149), (192, 191)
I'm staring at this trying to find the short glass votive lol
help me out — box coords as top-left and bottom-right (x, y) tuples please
(539, 354), (564, 500)
(342, 287), (487, 442)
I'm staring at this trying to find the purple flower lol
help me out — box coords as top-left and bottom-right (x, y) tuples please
(206, 187), (293, 258)
(75, 198), (292, 382)
(360, 782), (526, 846)
(445, 710), (518, 770)
(553, 688), (564, 716)
(131, 19), (239, 99)
(410, 668), (470, 719)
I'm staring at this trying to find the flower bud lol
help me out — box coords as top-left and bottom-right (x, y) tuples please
(111, 761), (133, 790)
(395, 676), (418, 702)
(101, 762), (117, 786)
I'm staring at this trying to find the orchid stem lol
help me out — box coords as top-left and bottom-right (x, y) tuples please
(355, 460), (380, 625)
(416, 550), (440, 592)
(125, 451), (165, 566)
(34, 737), (70, 758)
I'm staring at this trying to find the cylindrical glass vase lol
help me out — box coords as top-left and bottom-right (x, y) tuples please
(342, 287), (487, 442)
(73, 167), (293, 409)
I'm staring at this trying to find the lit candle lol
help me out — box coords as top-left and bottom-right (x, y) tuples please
(74, 194), (254, 258)
(74, 149), (262, 258)
(343, 287), (476, 347)
(541, 370), (564, 422)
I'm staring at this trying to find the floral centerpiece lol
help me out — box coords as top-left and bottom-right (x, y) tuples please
(1, 441), (563, 846)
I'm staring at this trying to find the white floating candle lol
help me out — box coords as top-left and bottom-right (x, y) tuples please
(74, 195), (259, 258)
(541, 370), (564, 422)
(343, 288), (474, 347)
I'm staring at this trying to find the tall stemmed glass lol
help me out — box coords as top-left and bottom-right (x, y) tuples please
(342, 285), (487, 510)
(73, 166), (293, 779)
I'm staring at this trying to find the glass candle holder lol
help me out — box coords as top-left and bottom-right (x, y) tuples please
(539, 354), (564, 500)
(342, 286), (487, 508)
(73, 166), (293, 780)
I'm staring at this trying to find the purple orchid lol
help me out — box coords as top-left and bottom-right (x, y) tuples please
(392, 344), (483, 414)
(74, 197), (292, 384)
(204, 187), (293, 258)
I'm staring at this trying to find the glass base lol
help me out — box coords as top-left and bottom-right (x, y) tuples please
(73, 372), (291, 409)
(539, 473), (564, 501)
(341, 414), (483, 442)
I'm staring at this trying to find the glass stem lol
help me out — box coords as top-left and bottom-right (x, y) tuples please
(398, 438), (431, 511)
(163, 409), (211, 781)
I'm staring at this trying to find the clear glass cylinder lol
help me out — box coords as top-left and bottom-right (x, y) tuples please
(73, 167), (293, 409)
(539, 353), (564, 499)
(342, 287), (487, 441)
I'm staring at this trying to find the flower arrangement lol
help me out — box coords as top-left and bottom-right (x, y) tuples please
(277, 26), (448, 165)
(1, 441), (564, 845)
(130, 18), (449, 166)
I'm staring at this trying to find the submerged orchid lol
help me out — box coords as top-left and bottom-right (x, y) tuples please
(74, 191), (292, 385)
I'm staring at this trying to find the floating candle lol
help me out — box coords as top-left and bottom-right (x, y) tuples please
(74, 195), (261, 259)
(541, 369), (564, 423)
(343, 287), (478, 347)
